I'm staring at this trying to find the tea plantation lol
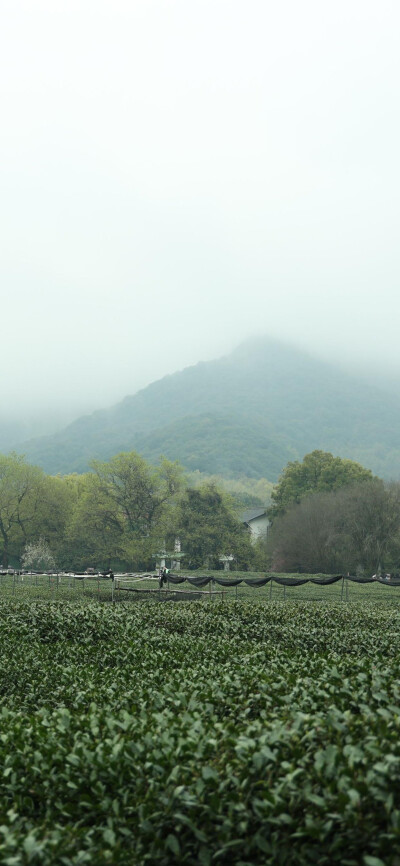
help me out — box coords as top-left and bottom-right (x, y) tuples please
(1, 593), (400, 865)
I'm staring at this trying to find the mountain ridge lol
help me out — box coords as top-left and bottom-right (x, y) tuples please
(16, 337), (400, 480)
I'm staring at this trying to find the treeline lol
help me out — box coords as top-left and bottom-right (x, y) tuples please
(0, 452), (255, 572)
(264, 451), (400, 574)
(3, 447), (398, 575)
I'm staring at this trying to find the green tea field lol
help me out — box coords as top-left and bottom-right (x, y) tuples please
(1, 584), (400, 864)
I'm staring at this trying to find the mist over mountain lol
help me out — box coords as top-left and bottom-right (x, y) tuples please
(0, 410), (77, 454)
(15, 337), (400, 481)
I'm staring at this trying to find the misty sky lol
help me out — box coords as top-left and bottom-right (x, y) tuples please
(2, 0), (400, 421)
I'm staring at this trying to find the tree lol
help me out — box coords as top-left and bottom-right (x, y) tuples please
(174, 483), (253, 569)
(67, 453), (184, 571)
(268, 450), (373, 521)
(27, 473), (78, 568)
(268, 491), (341, 573)
(335, 480), (400, 573)
(21, 538), (56, 572)
(64, 472), (125, 571)
(267, 479), (400, 574)
(0, 453), (46, 566)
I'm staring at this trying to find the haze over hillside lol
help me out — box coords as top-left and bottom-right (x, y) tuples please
(15, 337), (400, 482)
(3, 1), (400, 481)
(0, 409), (85, 455)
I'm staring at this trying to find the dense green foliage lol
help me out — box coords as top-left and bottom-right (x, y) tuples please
(0, 454), (72, 568)
(170, 485), (252, 569)
(67, 453), (184, 570)
(263, 452), (400, 574)
(5, 448), (400, 576)
(0, 453), (254, 572)
(268, 478), (400, 574)
(19, 337), (400, 480)
(1, 595), (400, 864)
(268, 450), (373, 520)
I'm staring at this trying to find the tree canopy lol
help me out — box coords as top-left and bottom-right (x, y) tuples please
(268, 450), (373, 521)
(0, 451), (255, 573)
(0, 447), (395, 577)
(171, 483), (253, 570)
(0, 453), (46, 566)
(268, 479), (400, 575)
(66, 453), (184, 571)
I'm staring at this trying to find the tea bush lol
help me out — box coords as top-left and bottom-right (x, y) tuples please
(1, 598), (400, 864)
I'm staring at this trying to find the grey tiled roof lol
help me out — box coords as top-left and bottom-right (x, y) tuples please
(241, 508), (268, 524)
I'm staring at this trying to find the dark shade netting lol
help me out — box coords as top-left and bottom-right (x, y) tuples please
(346, 576), (375, 584)
(165, 574), (186, 584)
(376, 577), (400, 587)
(187, 576), (214, 588)
(167, 573), (213, 587)
(243, 577), (272, 587)
(18, 571), (400, 591)
(164, 572), (400, 590)
(310, 575), (343, 585)
(271, 577), (310, 587)
(214, 578), (245, 587)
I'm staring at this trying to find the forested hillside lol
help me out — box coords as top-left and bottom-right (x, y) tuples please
(20, 337), (400, 480)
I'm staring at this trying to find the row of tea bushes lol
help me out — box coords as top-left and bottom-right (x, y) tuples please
(1, 599), (400, 864)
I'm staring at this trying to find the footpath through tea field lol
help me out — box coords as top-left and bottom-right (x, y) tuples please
(1, 593), (400, 865)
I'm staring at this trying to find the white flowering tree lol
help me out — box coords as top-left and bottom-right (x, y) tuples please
(21, 538), (56, 573)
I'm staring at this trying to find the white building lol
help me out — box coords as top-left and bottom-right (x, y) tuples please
(241, 508), (270, 542)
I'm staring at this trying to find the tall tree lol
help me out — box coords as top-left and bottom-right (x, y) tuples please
(268, 479), (400, 574)
(174, 483), (253, 569)
(0, 454), (45, 566)
(64, 473), (124, 570)
(67, 452), (184, 570)
(335, 480), (400, 573)
(268, 491), (342, 574)
(31, 474), (77, 566)
(268, 450), (373, 521)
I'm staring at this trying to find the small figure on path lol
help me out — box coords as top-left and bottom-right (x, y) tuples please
(159, 566), (168, 589)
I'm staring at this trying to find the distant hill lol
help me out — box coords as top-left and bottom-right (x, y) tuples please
(17, 337), (400, 480)
(0, 413), (73, 454)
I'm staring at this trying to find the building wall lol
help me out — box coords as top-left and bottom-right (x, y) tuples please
(247, 514), (270, 541)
